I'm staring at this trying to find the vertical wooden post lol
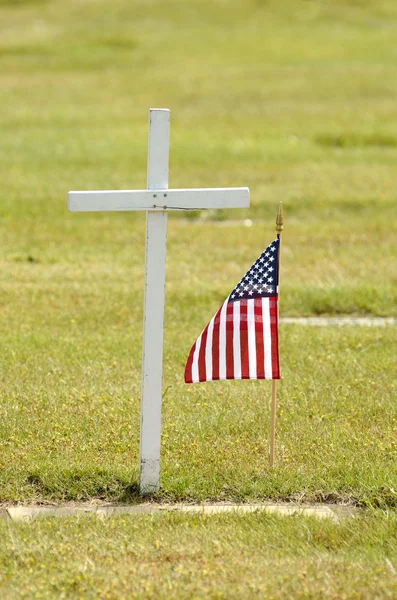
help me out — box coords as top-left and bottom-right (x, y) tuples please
(139, 109), (170, 493)
(68, 108), (250, 493)
(269, 202), (283, 467)
(269, 380), (277, 467)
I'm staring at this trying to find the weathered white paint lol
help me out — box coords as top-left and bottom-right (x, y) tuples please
(139, 109), (169, 493)
(68, 108), (250, 494)
(68, 188), (249, 212)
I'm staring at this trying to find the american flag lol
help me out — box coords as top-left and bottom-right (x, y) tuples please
(185, 238), (280, 383)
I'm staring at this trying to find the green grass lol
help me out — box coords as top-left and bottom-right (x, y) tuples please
(1, 292), (396, 505)
(0, 0), (396, 504)
(1, 0), (397, 595)
(2, 511), (397, 599)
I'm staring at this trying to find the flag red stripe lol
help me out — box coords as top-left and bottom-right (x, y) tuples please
(211, 307), (221, 380)
(225, 301), (234, 379)
(184, 341), (196, 383)
(198, 325), (209, 382)
(270, 297), (280, 379)
(240, 300), (249, 379)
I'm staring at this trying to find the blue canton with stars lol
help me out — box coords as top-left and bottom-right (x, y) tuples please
(229, 238), (279, 303)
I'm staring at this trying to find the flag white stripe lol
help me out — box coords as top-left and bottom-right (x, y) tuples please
(191, 334), (202, 383)
(263, 297), (272, 378)
(219, 300), (228, 379)
(233, 301), (241, 379)
(247, 300), (257, 379)
(205, 316), (214, 381)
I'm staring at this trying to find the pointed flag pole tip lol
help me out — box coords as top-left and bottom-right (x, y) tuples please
(276, 201), (284, 233)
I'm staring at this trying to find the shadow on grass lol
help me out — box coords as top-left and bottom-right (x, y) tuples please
(25, 470), (154, 504)
(22, 472), (397, 509)
(315, 133), (397, 148)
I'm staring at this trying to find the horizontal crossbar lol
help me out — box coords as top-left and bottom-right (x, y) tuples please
(68, 188), (250, 212)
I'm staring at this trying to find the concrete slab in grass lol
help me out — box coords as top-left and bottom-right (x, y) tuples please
(280, 317), (396, 327)
(7, 506), (98, 520)
(6, 503), (344, 521)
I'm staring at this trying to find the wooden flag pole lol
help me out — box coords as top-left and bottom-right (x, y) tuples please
(269, 202), (283, 467)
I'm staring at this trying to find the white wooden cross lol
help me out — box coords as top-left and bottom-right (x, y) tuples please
(68, 109), (250, 494)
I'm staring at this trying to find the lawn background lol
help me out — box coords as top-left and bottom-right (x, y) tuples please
(1, 0), (397, 505)
(1, 0), (397, 597)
